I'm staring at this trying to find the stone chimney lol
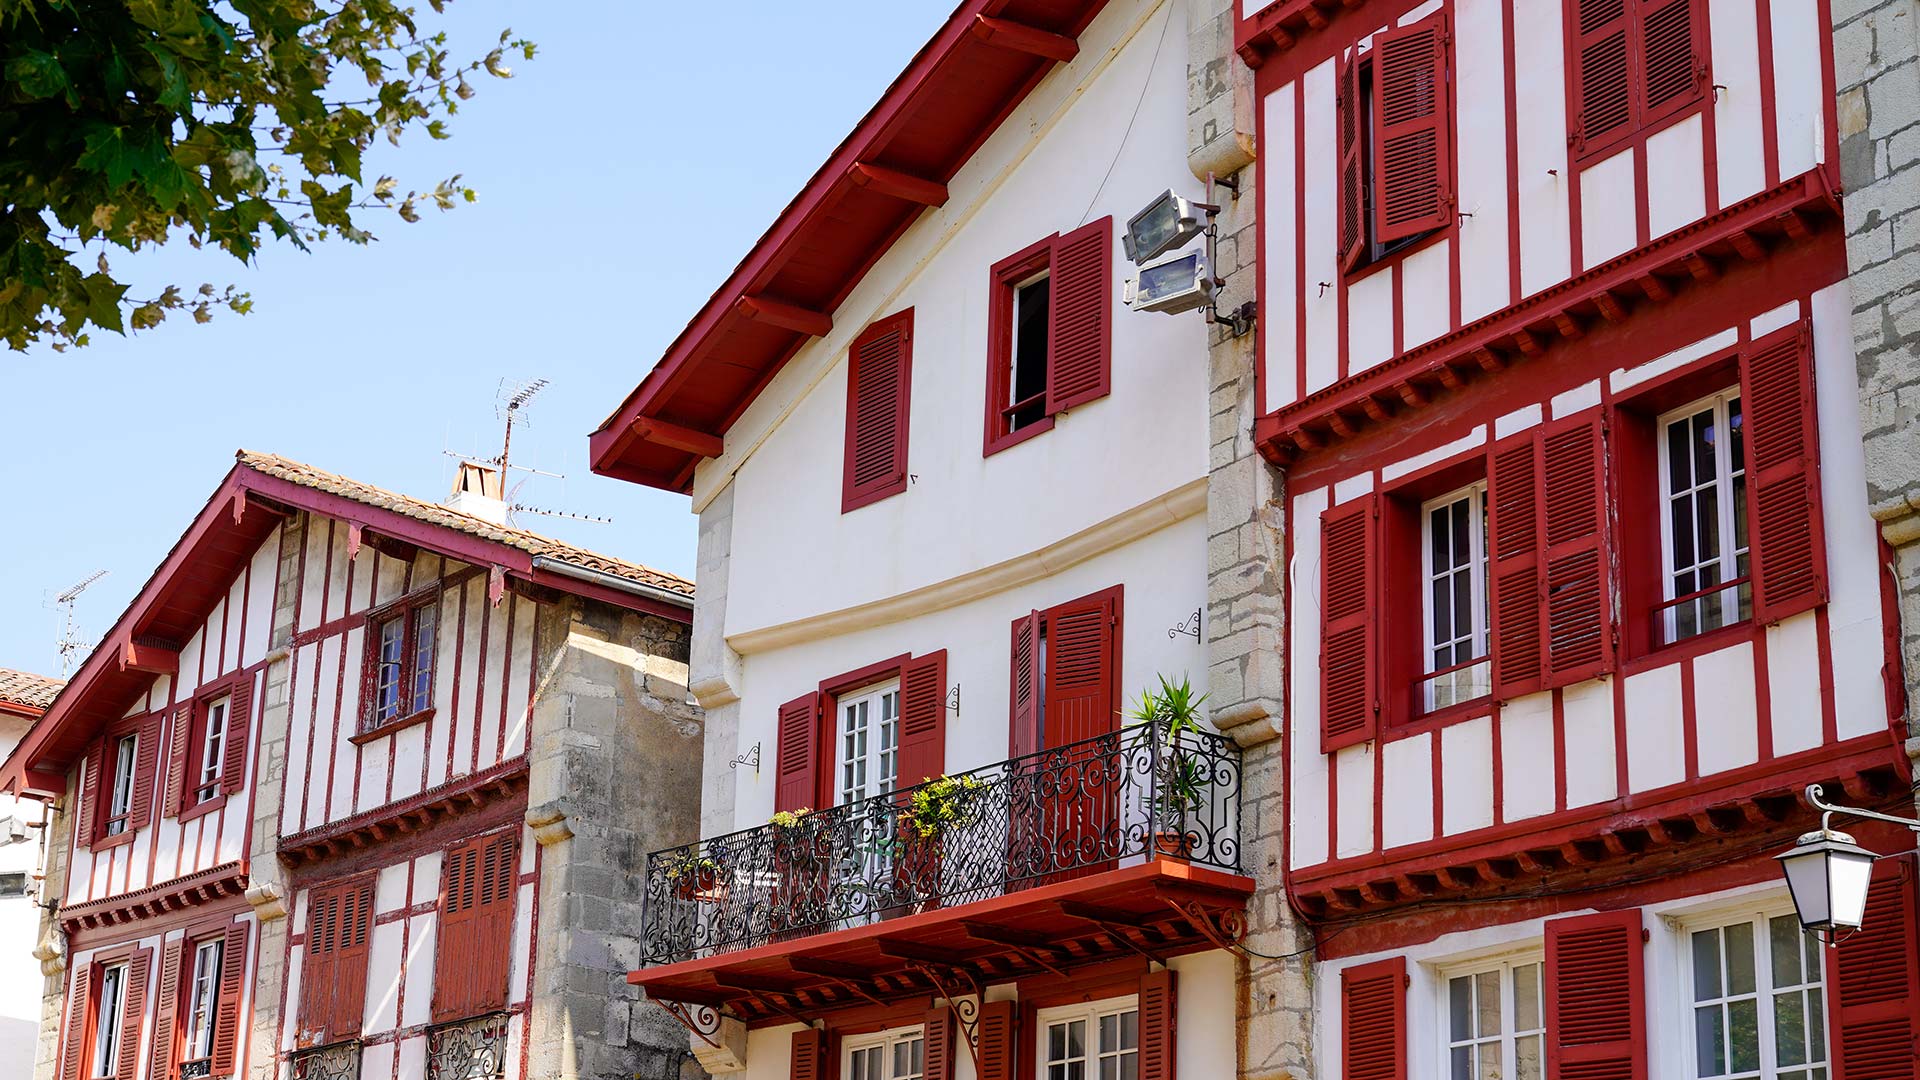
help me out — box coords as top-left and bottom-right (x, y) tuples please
(446, 460), (508, 524)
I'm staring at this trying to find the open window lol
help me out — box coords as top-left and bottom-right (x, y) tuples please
(984, 218), (1113, 456)
(1656, 387), (1751, 644)
(1337, 11), (1455, 272)
(62, 947), (152, 1080)
(92, 960), (130, 1079)
(360, 589), (439, 733)
(101, 732), (139, 839)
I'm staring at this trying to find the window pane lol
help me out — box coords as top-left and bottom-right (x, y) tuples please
(1728, 998), (1760, 1075)
(1729, 398), (1744, 473)
(1478, 1044), (1502, 1080)
(1725, 922), (1756, 996)
(1672, 495), (1697, 569)
(1669, 421), (1692, 490)
(1100, 1059), (1116, 1080)
(1693, 930), (1723, 1000)
(1516, 1035), (1543, 1080)
(1696, 1006), (1726, 1077)
(1770, 915), (1804, 986)
(1692, 411), (1716, 483)
(1119, 1011), (1137, 1051)
(1476, 970), (1502, 1039)
(1050, 1023), (1066, 1060)
(1432, 507), (1450, 566)
(1451, 502), (1470, 565)
(1775, 991), (1808, 1067)
(1453, 572), (1474, 640)
(1808, 988), (1826, 1059)
(1452, 1045), (1473, 1080)
(1450, 976), (1473, 1040)
(1100, 1014), (1116, 1054)
(1118, 1055), (1137, 1080)
(1514, 963), (1542, 1031)
(1696, 486), (1723, 569)
(1069, 1019), (1085, 1057)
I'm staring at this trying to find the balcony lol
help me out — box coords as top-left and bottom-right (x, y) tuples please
(630, 724), (1253, 1026)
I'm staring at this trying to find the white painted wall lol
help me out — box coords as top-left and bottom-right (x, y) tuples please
(0, 715), (43, 1070)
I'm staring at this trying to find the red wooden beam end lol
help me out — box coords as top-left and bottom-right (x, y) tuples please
(735, 294), (833, 338)
(121, 639), (179, 675)
(847, 162), (950, 208)
(970, 14), (1079, 63)
(633, 416), (725, 460)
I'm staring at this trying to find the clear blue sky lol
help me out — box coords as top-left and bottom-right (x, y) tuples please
(0, 1), (954, 677)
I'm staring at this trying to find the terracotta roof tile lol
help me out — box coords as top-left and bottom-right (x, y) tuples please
(235, 451), (694, 599)
(0, 668), (65, 712)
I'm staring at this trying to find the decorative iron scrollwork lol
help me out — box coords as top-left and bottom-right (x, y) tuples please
(291, 1042), (361, 1080)
(1167, 608), (1201, 641)
(656, 1000), (726, 1049)
(426, 1014), (510, 1080)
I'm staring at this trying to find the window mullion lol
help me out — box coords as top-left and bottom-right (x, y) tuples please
(1753, 915), (1778, 1080)
(1717, 395), (1742, 628)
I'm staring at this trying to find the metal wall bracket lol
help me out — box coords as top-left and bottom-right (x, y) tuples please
(656, 1000), (726, 1049)
(729, 743), (761, 772)
(910, 963), (986, 1070)
(1168, 609), (1201, 641)
(946, 684), (961, 713)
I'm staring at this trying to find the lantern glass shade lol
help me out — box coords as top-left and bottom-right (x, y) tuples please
(1777, 829), (1878, 933)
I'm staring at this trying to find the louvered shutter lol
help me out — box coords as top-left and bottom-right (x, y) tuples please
(1338, 55), (1367, 271)
(301, 879), (373, 1045)
(1341, 957), (1406, 1080)
(1640, 0), (1705, 125)
(118, 949), (152, 1080)
(1321, 495), (1380, 752)
(210, 921), (250, 1077)
(330, 879), (374, 1040)
(924, 1005), (957, 1080)
(898, 651), (948, 787)
(1541, 416), (1614, 686)
(1571, 0), (1635, 156)
(1545, 909), (1646, 1080)
(222, 676), (253, 796)
(61, 962), (90, 1080)
(843, 309), (914, 511)
(1828, 859), (1920, 1080)
(165, 703), (193, 816)
(1010, 612), (1042, 758)
(79, 741), (106, 848)
(791, 1028), (825, 1080)
(1742, 320), (1827, 624)
(774, 693), (823, 813)
(1043, 591), (1119, 747)
(434, 831), (519, 1022)
(152, 938), (184, 1080)
(296, 888), (338, 1046)
(976, 999), (1017, 1080)
(130, 714), (161, 831)
(1140, 969), (1178, 1080)
(1372, 13), (1453, 242)
(1046, 217), (1113, 415)
(1490, 432), (1546, 698)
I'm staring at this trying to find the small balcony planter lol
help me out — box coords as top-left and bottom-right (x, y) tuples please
(1131, 675), (1210, 865)
(664, 854), (728, 903)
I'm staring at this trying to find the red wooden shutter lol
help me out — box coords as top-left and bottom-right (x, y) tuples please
(1571, 0), (1635, 156)
(301, 879), (374, 1045)
(1490, 432), (1545, 698)
(222, 676), (253, 796)
(774, 693), (823, 812)
(1010, 612), (1042, 758)
(61, 962), (90, 1080)
(1640, 0), (1705, 124)
(1342, 957), (1407, 1080)
(1043, 590), (1120, 747)
(975, 999), (1017, 1080)
(1372, 13), (1453, 243)
(1742, 320), (1827, 624)
(330, 879), (374, 1040)
(130, 714), (161, 831)
(898, 651), (948, 787)
(924, 1005), (957, 1080)
(119, 948), (153, 1080)
(1545, 909), (1647, 1080)
(1828, 859), (1920, 1080)
(1046, 217), (1113, 414)
(210, 921), (250, 1076)
(1140, 969), (1178, 1080)
(790, 1028), (825, 1080)
(434, 831), (519, 1022)
(1321, 495), (1380, 752)
(1338, 54), (1367, 271)
(152, 938), (184, 1080)
(843, 309), (914, 512)
(1541, 415), (1614, 687)
(78, 742), (105, 848)
(296, 887), (339, 1046)
(164, 703), (193, 817)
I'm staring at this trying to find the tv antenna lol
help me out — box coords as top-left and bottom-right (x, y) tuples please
(495, 377), (550, 474)
(49, 570), (108, 676)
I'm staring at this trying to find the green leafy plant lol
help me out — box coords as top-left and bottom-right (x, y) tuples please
(898, 775), (987, 840)
(768, 808), (814, 831)
(1129, 675), (1211, 825)
(662, 853), (722, 882)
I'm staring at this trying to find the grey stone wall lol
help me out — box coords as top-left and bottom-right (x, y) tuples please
(689, 484), (744, 844)
(1833, 0), (1920, 796)
(1188, 3), (1318, 1079)
(244, 512), (303, 1080)
(524, 597), (705, 1080)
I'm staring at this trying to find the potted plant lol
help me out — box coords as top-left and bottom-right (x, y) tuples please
(897, 775), (987, 842)
(1129, 675), (1209, 861)
(664, 851), (727, 902)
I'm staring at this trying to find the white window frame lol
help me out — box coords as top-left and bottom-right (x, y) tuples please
(1436, 953), (1546, 1080)
(1656, 387), (1750, 644)
(105, 733), (138, 836)
(836, 680), (902, 807)
(183, 937), (224, 1066)
(1006, 267), (1052, 433)
(1678, 898), (1831, 1080)
(196, 696), (230, 803)
(93, 961), (129, 1078)
(1420, 482), (1492, 712)
(841, 1022), (926, 1080)
(1036, 993), (1140, 1080)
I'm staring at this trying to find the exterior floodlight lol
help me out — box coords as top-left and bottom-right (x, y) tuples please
(1125, 249), (1214, 314)
(1123, 189), (1206, 264)
(1776, 826), (1878, 938)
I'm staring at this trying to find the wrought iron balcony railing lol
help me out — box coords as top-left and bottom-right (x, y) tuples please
(640, 723), (1243, 965)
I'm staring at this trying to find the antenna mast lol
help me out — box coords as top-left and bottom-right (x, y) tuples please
(51, 570), (108, 677)
(496, 378), (550, 474)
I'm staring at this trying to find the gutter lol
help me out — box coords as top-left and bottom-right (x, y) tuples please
(529, 556), (695, 610)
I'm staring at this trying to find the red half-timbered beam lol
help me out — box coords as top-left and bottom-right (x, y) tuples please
(970, 14), (1080, 62)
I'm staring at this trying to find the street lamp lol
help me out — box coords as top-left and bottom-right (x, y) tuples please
(1777, 783), (1919, 943)
(1119, 175), (1255, 336)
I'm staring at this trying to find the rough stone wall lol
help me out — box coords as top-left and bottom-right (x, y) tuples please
(1833, 0), (1920, 801)
(29, 771), (74, 1080)
(688, 484), (744, 844)
(1187, 3), (1318, 1079)
(523, 597), (706, 1080)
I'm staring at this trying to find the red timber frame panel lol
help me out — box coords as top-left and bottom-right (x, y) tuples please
(1342, 956), (1407, 1080)
(1370, 11), (1454, 245)
(1321, 494), (1380, 751)
(1545, 909), (1647, 1080)
(296, 874), (375, 1047)
(1828, 856), (1920, 1080)
(432, 827), (520, 1023)
(1742, 318), (1827, 623)
(843, 308), (915, 513)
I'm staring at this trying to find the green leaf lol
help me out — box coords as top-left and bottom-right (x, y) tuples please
(82, 274), (130, 334)
(77, 124), (164, 190)
(6, 49), (70, 101)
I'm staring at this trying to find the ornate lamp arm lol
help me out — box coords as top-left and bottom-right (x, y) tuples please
(1805, 783), (1920, 835)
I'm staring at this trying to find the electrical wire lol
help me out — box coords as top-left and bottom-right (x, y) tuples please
(1076, 0), (1175, 227)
